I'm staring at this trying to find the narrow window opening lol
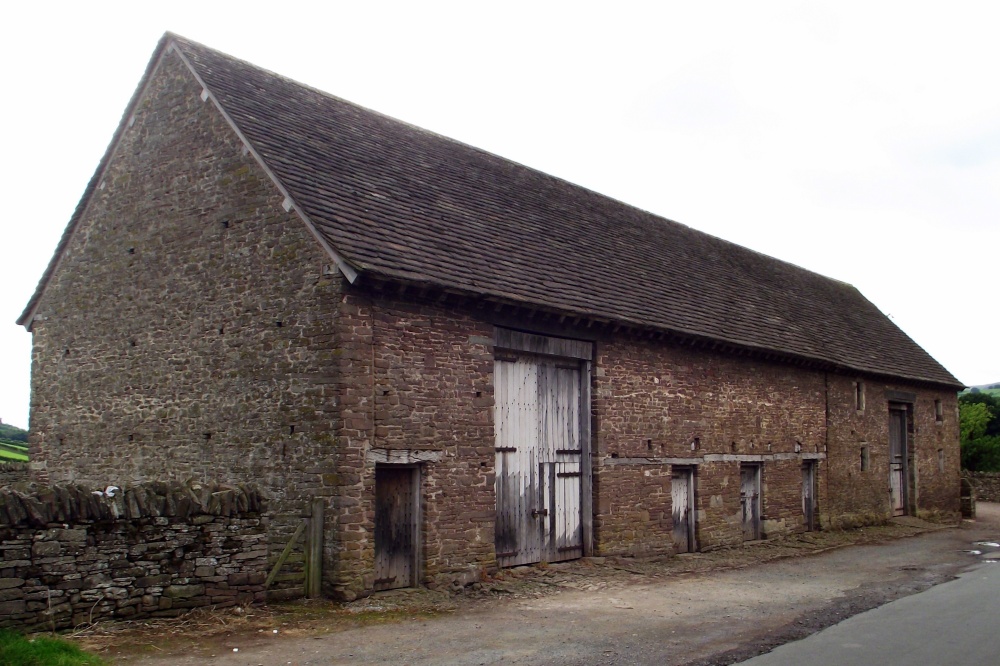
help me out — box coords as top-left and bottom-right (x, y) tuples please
(647, 439), (653, 451)
(692, 437), (700, 452)
(855, 381), (865, 412)
(938, 449), (945, 473)
(289, 425), (295, 435)
(860, 444), (870, 471)
(935, 399), (943, 423)
(730, 441), (737, 453)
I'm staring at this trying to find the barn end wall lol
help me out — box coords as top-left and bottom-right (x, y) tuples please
(825, 377), (960, 526)
(26, 51), (341, 595)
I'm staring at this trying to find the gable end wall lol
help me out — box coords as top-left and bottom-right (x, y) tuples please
(27, 50), (343, 594)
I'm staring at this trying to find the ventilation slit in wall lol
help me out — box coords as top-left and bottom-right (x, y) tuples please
(203, 433), (212, 441)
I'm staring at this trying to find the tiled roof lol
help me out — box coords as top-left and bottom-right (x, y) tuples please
(20, 34), (962, 388)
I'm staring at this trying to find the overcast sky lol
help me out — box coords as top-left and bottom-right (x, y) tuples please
(1, 1), (997, 429)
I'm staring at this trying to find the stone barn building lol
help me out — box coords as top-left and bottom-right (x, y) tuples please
(19, 34), (962, 600)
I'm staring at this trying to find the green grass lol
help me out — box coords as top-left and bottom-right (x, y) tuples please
(0, 449), (29, 462)
(0, 630), (105, 666)
(0, 440), (29, 462)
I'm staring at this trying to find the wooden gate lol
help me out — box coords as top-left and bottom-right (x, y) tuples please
(374, 466), (419, 591)
(889, 407), (908, 516)
(802, 461), (817, 531)
(740, 464), (761, 541)
(495, 355), (583, 567)
(671, 466), (696, 553)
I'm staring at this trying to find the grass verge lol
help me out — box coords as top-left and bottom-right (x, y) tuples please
(0, 629), (105, 666)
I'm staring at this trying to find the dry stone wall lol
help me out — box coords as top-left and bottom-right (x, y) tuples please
(0, 481), (267, 631)
(967, 472), (1000, 502)
(0, 463), (28, 486)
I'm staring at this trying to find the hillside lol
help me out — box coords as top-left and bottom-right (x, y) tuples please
(965, 383), (1000, 398)
(0, 422), (28, 462)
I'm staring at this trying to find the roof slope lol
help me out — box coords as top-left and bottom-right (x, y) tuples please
(21, 34), (961, 388)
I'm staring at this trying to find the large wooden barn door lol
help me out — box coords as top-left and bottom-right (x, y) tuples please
(889, 407), (908, 516)
(495, 355), (583, 567)
(374, 466), (419, 590)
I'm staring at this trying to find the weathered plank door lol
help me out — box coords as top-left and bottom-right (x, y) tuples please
(495, 355), (583, 567)
(374, 466), (418, 590)
(802, 461), (817, 531)
(740, 464), (761, 541)
(889, 407), (908, 516)
(671, 467), (696, 553)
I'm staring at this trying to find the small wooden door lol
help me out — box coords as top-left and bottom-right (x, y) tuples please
(672, 467), (696, 553)
(740, 464), (761, 541)
(374, 466), (418, 591)
(889, 407), (908, 516)
(802, 461), (817, 531)
(495, 355), (583, 567)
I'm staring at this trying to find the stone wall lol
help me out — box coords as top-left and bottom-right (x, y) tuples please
(0, 481), (266, 631)
(825, 377), (960, 526)
(0, 463), (28, 486)
(592, 334), (828, 552)
(967, 472), (1000, 503)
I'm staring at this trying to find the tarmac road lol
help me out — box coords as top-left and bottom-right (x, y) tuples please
(739, 544), (1000, 665)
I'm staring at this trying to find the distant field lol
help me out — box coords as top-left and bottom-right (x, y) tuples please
(0, 441), (28, 462)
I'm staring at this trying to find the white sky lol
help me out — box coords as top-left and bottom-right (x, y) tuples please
(1, 1), (998, 429)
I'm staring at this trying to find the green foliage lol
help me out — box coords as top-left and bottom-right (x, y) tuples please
(959, 392), (1000, 437)
(0, 422), (28, 443)
(961, 402), (993, 441)
(959, 392), (1000, 471)
(0, 629), (105, 666)
(962, 435), (1000, 473)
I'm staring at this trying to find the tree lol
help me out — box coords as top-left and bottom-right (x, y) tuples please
(959, 392), (1000, 437)
(960, 392), (1000, 471)
(961, 402), (992, 441)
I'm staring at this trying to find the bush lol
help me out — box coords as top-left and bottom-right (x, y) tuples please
(961, 435), (1000, 472)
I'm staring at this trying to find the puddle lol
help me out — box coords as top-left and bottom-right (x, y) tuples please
(972, 541), (1000, 548)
